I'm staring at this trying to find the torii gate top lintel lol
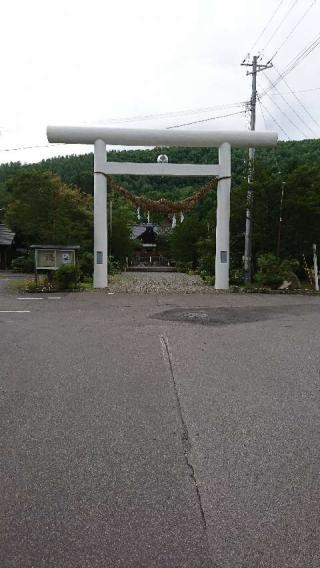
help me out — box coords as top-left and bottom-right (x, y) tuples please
(47, 125), (277, 148)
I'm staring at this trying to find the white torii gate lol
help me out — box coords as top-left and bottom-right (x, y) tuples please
(47, 126), (277, 290)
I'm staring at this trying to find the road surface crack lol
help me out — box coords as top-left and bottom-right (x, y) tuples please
(160, 334), (207, 531)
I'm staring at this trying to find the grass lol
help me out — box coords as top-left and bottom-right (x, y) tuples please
(6, 274), (87, 293)
(7, 277), (34, 292)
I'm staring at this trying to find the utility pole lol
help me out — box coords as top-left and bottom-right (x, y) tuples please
(276, 181), (285, 257)
(241, 55), (273, 283)
(313, 244), (319, 292)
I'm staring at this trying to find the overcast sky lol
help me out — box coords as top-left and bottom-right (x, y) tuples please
(0, 0), (319, 164)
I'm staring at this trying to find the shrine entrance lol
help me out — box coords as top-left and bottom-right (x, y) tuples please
(47, 126), (277, 289)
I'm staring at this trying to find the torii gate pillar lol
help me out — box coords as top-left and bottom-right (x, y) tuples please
(215, 142), (231, 289)
(94, 139), (108, 288)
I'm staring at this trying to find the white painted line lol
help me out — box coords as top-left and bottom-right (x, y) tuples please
(17, 297), (44, 300)
(0, 310), (31, 313)
(48, 297), (61, 300)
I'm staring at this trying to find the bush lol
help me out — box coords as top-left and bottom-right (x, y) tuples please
(53, 264), (80, 290)
(79, 252), (93, 280)
(11, 254), (34, 273)
(201, 273), (215, 286)
(176, 261), (193, 273)
(108, 256), (122, 275)
(197, 236), (215, 275)
(78, 254), (123, 281)
(25, 277), (55, 293)
(254, 254), (299, 288)
(230, 268), (243, 286)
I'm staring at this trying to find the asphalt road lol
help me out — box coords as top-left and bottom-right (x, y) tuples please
(1, 280), (320, 567)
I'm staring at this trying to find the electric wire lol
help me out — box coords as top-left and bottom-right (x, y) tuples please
(0, 102), (249, 154)
(259, 32), (320, 96)
(247, 0), (286, 55)
(268, 0), (318, 62)
(270, 87), (320, 95)
(80, 101), (247, 126)
(273, 65), (320, 130)
(0, 143), (65, 153)
(263, 70), (315, 136)
(257, 97), (268, 129)
(262, 85), (307, 137)
(0, 110), (248, 151)
(258, 98), (291, 139)
(282, 32), (320, 76)
(166, 109), (247, 129)
(261, 0), (300, 54)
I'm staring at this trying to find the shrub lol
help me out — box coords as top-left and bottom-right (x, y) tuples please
(53, 264), (80, 290)
(24, 277), (55, 293)
(176, 261), (193, 273)
(108, 257), (122, 275)
(230, 269), (243, 286)
(79, 252), (94, 279)
(197, 236), (215, 275)
(254, 254), (299, 288)
(201, 273), (215, 286)
(79, 254), (123, 281)
(11, 254), (34, 273)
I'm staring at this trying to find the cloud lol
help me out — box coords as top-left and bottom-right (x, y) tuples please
(0, 0), (319, 164)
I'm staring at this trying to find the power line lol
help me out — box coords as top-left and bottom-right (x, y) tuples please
(166, 109), (247, 129)
(0, 143), (65, 153)
(1, 111), (248, 151)
(269, 86), (320, 95)
(262, 70), (315, 136)
(264, 89), (308, 137)
(261, 0), (300, 53)
(247, 0), (286, 54)
(272, 99), (310, 138)
(268, 0), (318, 62)
(258, 97), (268, 129)
(83, 101), (247, 126)
(259, 32), (320, 96)
(273, 65), (320, 130)
(282, 31), (320, 76)
(258, 98), (291, 139)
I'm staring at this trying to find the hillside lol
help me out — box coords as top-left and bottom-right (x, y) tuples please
(0, 139), (319, 199)
(1, 138), (320, 268)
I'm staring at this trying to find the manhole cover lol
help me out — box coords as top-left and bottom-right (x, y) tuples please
(152, 304), (315, 326)
(183, 312), (209, 320)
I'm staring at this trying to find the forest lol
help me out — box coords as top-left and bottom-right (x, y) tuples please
(0, 138), (320, 282)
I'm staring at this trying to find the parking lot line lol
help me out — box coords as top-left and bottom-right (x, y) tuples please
(16, 297), (44, 300)
(0, 310), (31, 313)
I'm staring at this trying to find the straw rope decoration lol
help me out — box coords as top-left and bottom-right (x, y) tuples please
(104, 175), (230, 215)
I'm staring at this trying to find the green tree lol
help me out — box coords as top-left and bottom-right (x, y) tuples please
(281, 165), (320, 258)
(170, 214), (206, 268)
(5, 170), (93, 248)
(109, 200), (135, 263)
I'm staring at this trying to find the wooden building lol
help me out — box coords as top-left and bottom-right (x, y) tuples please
(130, 223), (174, 267)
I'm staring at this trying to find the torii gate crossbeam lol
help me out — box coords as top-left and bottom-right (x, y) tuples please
(47, 126), (277, 290)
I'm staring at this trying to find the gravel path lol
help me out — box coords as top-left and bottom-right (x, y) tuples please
(107, 271), (216, 294)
